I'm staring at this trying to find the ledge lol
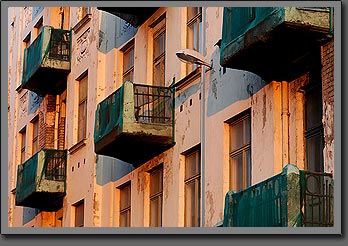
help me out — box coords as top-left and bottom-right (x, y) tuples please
(170, 67), (201, 91)
(68, 138), (87, 154)
(72, 14), (92, 33)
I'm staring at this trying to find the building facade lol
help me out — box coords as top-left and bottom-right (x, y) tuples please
(7, 6), (335, 228)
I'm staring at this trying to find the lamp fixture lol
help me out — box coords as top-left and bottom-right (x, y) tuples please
(176, 49), (212, 69)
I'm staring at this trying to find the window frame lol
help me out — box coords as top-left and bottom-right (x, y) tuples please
(184, 148), (201, 227)
(19, 127), (27, 164)
(77, 73), (88, 143)
(73, 199), (84, 227)
(152, 20), (166, 87)
(304, 80), (324, 173)
(228, 111), (251, 192)
(119, 182), (131, 227)
(186, 7), (202, 73)
(31, 116), (39, 155)
(122, 41), (135, 83)
(149, 166), (163, 227)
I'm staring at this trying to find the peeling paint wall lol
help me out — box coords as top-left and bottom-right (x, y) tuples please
(321, 40), (334, 175)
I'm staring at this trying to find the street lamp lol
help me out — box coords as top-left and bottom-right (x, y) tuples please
(175, 30), (210, 227)
(176, 48), (212, 70)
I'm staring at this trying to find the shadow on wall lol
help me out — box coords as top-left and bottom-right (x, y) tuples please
(96, 155), (134, 186)
(98, 12), (138, 54)
(207, 48), (268, 117)
(22, 207), (40, 225)
(174, 82), (201, 109)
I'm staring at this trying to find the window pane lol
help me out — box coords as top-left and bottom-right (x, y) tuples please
(245, 116), (251, 144)
(150, 197), (159, 227)
(185, 151), (200, 179)
(79, 76), (88, 102)
(123, 46), (134, 72)
(120, 184), (131, 210)
(246, 148), (251, 187)
(230, 120), (244, 152)
(230, 153), (243, 191)
(306, 133), (324, 172)
(305, 88), (322, 130)
(75, 202), (84, 227)
(120, 211), (129, 227)
(77, 101), (87, 141)
(185, 181), (195, 227)
(20, 129), (26, 163)
(32, 119), (39, 154)
(150, 168), (163, 196)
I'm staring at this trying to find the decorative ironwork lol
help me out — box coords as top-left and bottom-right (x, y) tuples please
(301, 171), (334, 227)
(133, 84), (174, 125)
(48, 29), (71, 61)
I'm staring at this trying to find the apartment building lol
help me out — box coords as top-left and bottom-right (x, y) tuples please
(7, 6), (335, 228)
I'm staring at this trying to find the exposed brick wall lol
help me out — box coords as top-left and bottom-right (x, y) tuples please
(38, 95), (56, 149)
(58, 116), (65, 150)
(321, 40), (334, 106)
(321, 39), (334, 174)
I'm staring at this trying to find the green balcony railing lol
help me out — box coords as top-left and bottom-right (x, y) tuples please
(223, 164), (334, 227)
(15, 149), (67, 211)
(21, 26), (71, 96)
(94, 81), (175, 166)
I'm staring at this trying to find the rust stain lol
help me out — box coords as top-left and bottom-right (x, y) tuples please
(262, 93), (266, 130)
(206, 190), (215, 226)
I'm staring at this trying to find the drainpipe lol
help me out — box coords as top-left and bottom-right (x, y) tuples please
(281, 82), (290, 167)
(200, 6), (207, 227)
(54, 95), (60, 149)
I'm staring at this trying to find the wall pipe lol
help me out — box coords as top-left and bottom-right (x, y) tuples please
(54, 95), (60, 149)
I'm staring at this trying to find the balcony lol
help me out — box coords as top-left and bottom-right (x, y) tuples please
(223, 164), (334, 227)
(21, 26), (71, 96)
(15, 149), (67, 212)
(94, 81), (175, 167)
(220, 7), (333, 82)
(97, 7), (159, 27)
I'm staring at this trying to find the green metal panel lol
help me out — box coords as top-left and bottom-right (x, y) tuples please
(221, 7), (282, 51)
(16, 153), (38, 204)
(15, 149), (67, 206)
(94, 82), (125, 144)
(223, 165), (334, 227)
(223, 165), (290, 227)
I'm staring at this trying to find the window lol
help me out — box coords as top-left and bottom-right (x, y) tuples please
(74, 200), (84, 227)
(34, 17), (43, 38)
(229, 112), (251, 191)
(153, 19), (166, 87)
(150, 166), (163, 227)
(31, 117), (39, 155)
(119, 183), (131, 227)
(23, 33), (31, 48)
(20, 128), (26, 163)
(304, 81), (324, 172)
(77, 74), (88, 142)
(122, 41), (134, 82)
(184, 149), (201, 227)
(187, 7), (202, 73)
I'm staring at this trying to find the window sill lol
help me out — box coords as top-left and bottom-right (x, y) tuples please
(72, 14), (92, 34)
(69, 138), (87, 154)
(16, 84), (24, 93)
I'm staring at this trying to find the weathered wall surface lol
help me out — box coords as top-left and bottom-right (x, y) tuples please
(321, 40), (334, 175)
